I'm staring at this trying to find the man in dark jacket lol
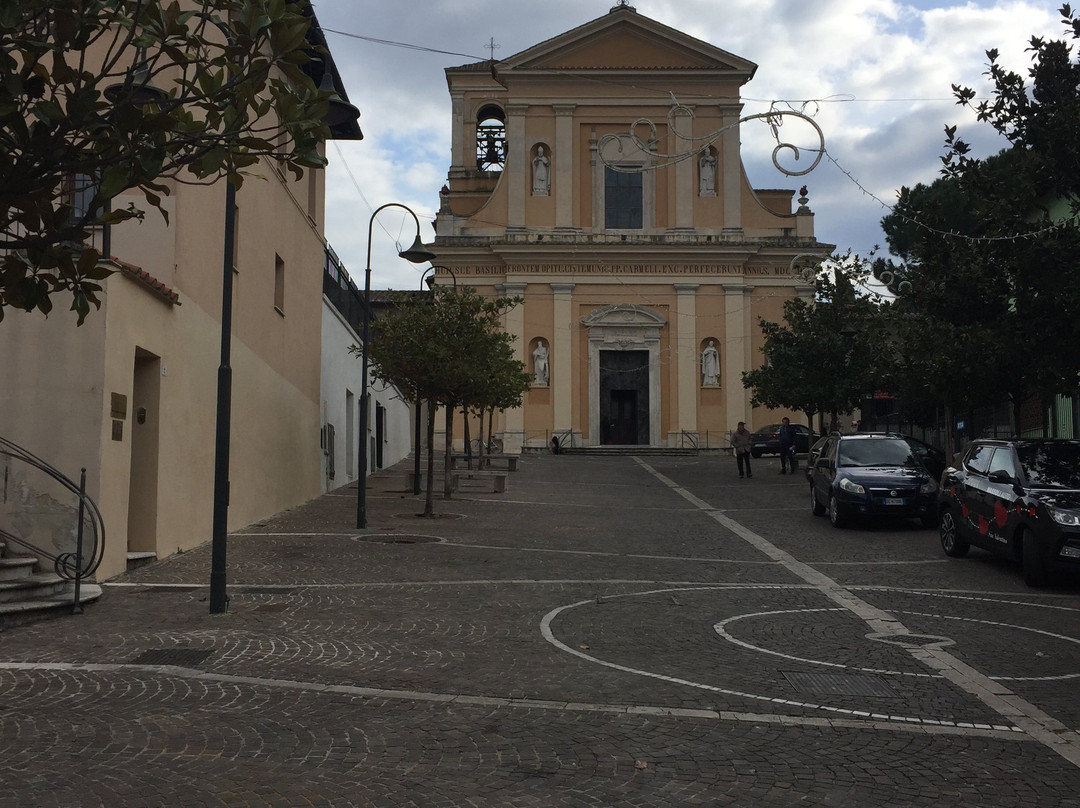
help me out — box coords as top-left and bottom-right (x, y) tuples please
(778, 417), (797, 474)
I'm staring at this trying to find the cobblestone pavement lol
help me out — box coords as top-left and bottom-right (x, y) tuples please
(3, 452), (1080, 806)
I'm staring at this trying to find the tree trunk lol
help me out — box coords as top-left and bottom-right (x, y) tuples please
(444, 405), (454, 499)
(424, 404), (436, 517)
(943, 403), (955, 464)
(462, 406), (472, 467)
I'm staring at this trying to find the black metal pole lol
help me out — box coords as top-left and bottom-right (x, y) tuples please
(209, 180), (236, 614)
(356, 204), (436, 527)
(357, 259), (372, 528)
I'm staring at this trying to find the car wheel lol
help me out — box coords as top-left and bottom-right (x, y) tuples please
(828, 494), (847, 528)
(751, 449), (762, 459)
(1021, 529), (1048, 587)
(939, 509), (969, 557)
(811, 485), (826, 516)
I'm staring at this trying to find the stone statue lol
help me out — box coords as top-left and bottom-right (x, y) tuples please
(533, 340), (549, 385)
(532, 145), (550, 196)
(701, 340), (719, 386)
(699, 149), (717, 196)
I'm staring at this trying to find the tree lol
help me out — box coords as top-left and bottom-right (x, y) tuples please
(364, 287), (528, 516)
(1, 0), (339, 323)
(742, 259), (882, 433)
(877, 5), (1080, 434)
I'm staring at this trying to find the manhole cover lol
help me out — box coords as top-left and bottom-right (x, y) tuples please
(130, 649), (215, 667)
(782, 670), (897, 698)
(355, 534), (442, 544)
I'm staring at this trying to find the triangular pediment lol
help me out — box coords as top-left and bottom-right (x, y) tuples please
(582, 304), (667, 328)
(500, 7), (756, 79)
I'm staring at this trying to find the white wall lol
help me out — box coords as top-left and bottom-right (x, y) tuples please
(320, 300), (414, 492)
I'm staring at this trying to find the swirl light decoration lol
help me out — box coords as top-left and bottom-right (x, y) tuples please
(598, 96), (825, 178)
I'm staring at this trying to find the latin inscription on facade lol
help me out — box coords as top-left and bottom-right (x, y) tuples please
(462, 264), (796, 275)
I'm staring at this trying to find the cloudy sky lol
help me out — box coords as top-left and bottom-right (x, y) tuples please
(311, 0), (1067, 290)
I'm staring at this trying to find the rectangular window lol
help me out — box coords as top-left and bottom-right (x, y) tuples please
(274, 254), (285, 314)
(605, 167), (642, 229)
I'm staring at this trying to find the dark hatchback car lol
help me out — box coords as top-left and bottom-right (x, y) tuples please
(938, 439), (1080, 586)
(750, 423), (813, 458)
(810, 433), (938, 528)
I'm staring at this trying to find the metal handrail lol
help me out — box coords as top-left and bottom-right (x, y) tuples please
(0, 437), (106, 597)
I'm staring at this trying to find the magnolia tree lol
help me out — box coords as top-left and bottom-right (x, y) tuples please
(0, 0), (338, 323)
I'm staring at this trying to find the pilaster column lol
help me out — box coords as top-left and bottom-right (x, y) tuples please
(674, 106), (694, 230)
(506, 103), (528, 230)
(674, 284), (698, 433)
(450, 90), (466, 170)
(721, 105), (743, 233)
(499, 282), (528, 436)
(722, 283), (752, 424)
(554, 105), (575, 228)
(550, 283), (575, 430)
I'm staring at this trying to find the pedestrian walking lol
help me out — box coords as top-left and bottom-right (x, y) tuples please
(778, 416), (797, 474)
(731, 421), (753, 478)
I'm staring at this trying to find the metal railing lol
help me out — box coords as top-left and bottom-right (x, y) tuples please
(0, 437), (105, 613)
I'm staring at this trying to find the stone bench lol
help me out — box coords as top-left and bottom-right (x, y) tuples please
(406, 468), (508, 493)
(451, 469), (508, 493)
(450, 453), (519, 471)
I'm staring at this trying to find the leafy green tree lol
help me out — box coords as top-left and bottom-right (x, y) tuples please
(742, 260), (882, 432)
(877, 6), (1080, 435)
(1, 0), (339, 323)
(364, 287), (527, 516)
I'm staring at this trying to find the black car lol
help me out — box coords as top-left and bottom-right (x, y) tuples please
(938, 439), (1080, 586)
(803, 432), (945, 484)
(750, 423), (813, 458)
(809, 433), (938, 528)
(902, 434), (947, 484)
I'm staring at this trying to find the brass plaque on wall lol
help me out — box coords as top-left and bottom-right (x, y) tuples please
(110, 392), (128, 419)
(112, 419), (124, 441)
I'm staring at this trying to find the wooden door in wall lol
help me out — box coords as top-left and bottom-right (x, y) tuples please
(599, 350), (649, 445)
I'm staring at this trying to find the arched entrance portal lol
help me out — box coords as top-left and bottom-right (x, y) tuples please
(583, 304), (666, 447)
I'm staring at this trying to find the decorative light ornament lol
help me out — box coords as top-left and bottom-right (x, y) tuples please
(598, 95), (826, 178)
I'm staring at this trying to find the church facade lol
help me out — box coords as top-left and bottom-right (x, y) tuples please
(431, 3), (831, 450)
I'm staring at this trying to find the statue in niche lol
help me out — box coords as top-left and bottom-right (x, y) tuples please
(701, 340), (720, 386)
(532, 145), (550, 196)
(699, 149), (717, 196)
(532, 340), (549, 386)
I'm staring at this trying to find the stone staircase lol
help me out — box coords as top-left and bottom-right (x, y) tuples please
(0, 540), (101, 629)
(563, 445), (708, 457)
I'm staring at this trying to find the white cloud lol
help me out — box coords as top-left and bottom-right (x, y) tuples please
(316, 0), (1069, 284)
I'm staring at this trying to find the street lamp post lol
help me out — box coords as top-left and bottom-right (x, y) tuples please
(357, 204), (436, 528)
(208, 57), (360, 615)
(413, 266), (458, 495)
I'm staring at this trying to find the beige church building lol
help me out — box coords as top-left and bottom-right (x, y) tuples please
(431, 3), (831, 451)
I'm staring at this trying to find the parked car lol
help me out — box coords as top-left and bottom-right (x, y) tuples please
(805, 432), (946, 484)
(901, 434), (947, 484)
(804, 435), (829, 481)
(938, 438), (1080, 587)
(809, 433), (938, 528)
(750, 423), (813, 458)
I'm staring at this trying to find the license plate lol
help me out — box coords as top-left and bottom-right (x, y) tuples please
(883, 498), (905, 505)
(753, 443), (765, 449)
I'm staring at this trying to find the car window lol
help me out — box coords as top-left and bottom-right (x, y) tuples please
(1016, 443), (1080, 489)
(986, 448), (1018, 478)
(964, 444), (993, 475)
(836, 438), (916, 467)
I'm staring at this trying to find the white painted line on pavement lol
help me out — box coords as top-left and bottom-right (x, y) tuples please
(634, 457), (1080, 769)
